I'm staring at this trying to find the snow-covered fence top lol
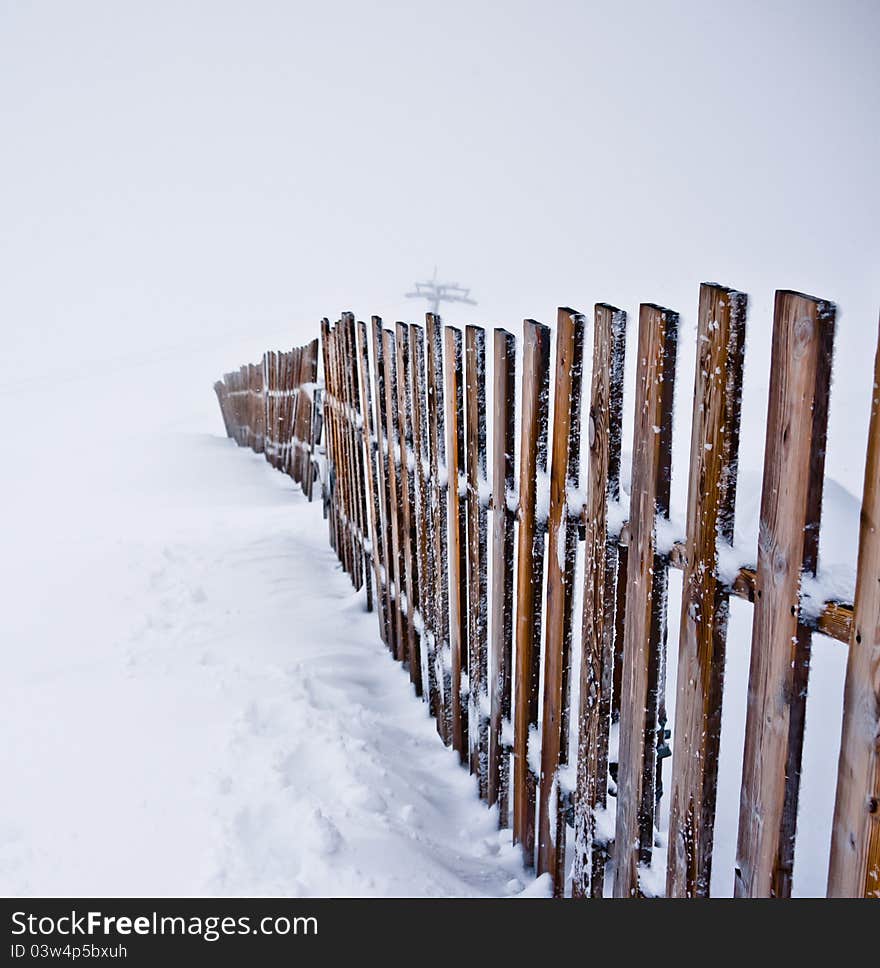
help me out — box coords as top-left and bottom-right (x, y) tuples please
(217, 288), (879, 900)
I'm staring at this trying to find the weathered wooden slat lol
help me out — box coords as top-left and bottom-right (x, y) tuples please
(382, 328), (407, 662)
(513, 319), (551, 868)
(329, 328), (355, 580)
(614, 303), (679, 898)
(465, 325), (489, 795)
(666, 284), (747, 898)
(371, 318), (398, 656)
(410, 323), (442, 719)
(342, 322), (367, 592)
(345, 317), (372, 605)
(304, 338), (320, 500)
(538, 308), (585, 894)
(214, 381), (232, 439)
(734, 290), (835, 898)
(445, 325), (469, 761)
(293, 339), (318, 493)
(396, 322), (422, 694)
(828, 314), (880, 898)
(426, 313), (452, 745)
(320, 323), (343, 566)
(572, 304), (627, 899)
(489, 328), (517, 822)
(357, 320), (387, 640)
(269, 352), (279, 468)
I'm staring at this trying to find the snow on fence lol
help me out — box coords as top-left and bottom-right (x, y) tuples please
(216, 288), (880, 899)
(214, 338), (321, 499)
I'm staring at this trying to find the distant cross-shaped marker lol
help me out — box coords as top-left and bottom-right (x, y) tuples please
(405, 268), (477, 316)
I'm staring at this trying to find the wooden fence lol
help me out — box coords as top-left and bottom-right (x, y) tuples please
(216, 290), (880, 899)
(214, 339), (322, 499)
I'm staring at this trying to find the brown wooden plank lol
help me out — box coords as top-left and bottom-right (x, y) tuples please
(665, 284), (747, 898)
(572, 304), (627, 899)
(356, 319), (385, 635)
(339, 325), (363, 589)
(465, 325), (489, 795)
(371, 318), (398, 657)
(445, 325), (469, 761)
(382, 328), (407, 661)
(333, 330), (356, 581)
(614, 303), (679, 898)
(345, 314), (372, 604)
(320, 323), (343, 566)
(734, 290), (835, 898)
(303, 338), (320, 500)
(426, 312), (452, 745)
(489, 328), (516, 822)
(396, 322), (422, 693)
(326, 329), (351, 577)
(828, 314), (880, 898)
(410, 323), (442, 720)
(537, 308), (585, 894)
(214, 381), (232, 439)
(513, 319), (551, 868)
(268, 352), (278, 468)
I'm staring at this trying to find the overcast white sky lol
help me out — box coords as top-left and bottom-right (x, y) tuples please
(1, 0), (878, 485)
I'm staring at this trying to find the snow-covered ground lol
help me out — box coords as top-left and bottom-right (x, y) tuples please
(0, 381), (536, 897)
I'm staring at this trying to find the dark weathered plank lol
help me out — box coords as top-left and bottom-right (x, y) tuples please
(445, 325), (469, 761)
(614, 304), (679, 898)
(489, 328), (517, 823)
(396, 322), (422, 694)
(343, 314), (372, 599)
(666, 284), (747, 898)
(320, 322), (344, 567)
(426, 312), (452, 745)
(410, 323), (442, 719)
(734, 290), (835, 898)
(371, 318), (398, 656)
(214, 381), (232, 439)
(357, 320), (388, 641)
(465, 325), (489, 795)
(572, 304), (627, 899)
(513, 319), (551, 868)
(382, 328), (407, 662)
(537, 308), (585, 894)
(828, 314), (880, 898)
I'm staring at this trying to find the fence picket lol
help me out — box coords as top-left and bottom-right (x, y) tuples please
(410, 324), (442, 720)
(489, 328), (517, 822)
(572, 303), (627, 898)
(735, 290), (835, 898)
(827, 315), (880, 898)
(666, 284), (747, 897)
(355, 319), (385, 634)
(465, 325), (489, 796)
(445, 325), (469, 761)
(396, 323), (422, 694)
(537, 308), (585, 894)
(513, 319), (551, 867)
(426, 313), (453, 745)
(614, 303), (679, 898)
(371, 318), (398, 656)
(382, 328), (407, 663)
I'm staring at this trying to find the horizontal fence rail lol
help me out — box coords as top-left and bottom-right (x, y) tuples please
(216, 287), (880, 899)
